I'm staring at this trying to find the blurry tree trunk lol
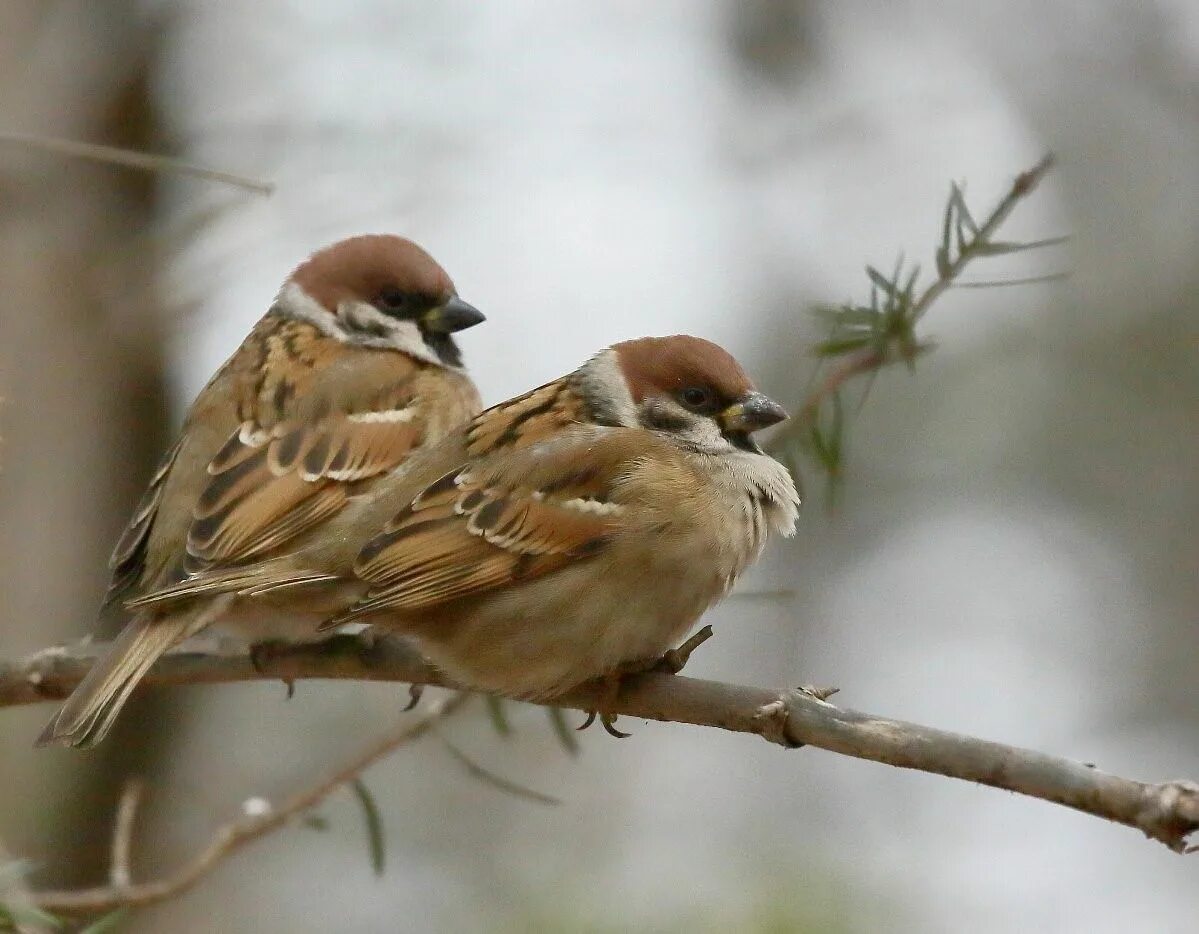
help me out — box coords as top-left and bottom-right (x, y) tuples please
(0, 3), (175, 888)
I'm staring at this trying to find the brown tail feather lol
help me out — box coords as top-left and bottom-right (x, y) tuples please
(36, 613), (197, 749)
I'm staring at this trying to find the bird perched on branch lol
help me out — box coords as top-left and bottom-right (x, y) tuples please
(80, 335), (800, 739)
(38, 234), (485, 748)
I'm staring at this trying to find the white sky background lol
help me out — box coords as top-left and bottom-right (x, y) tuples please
(144, 1), (1199, 931)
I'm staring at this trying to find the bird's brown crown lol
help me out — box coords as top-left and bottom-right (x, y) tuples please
(612, 335), (756, 405)
(289, 234), (454, 313)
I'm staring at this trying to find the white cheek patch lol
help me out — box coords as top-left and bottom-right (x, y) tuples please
(575, 349), (638, 427)
(334, 301), (443, 365)
(274, 284), (446, 366)
(275, 282), (343, 337)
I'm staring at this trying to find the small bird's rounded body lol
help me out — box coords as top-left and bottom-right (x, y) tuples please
(39, 234), (486, 747)
(360, 424), (790, 698)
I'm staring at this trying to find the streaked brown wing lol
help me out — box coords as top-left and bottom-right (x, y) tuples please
(334, 428), (639, 621)
(185, 399), (426, 571)
(464, 377), (586, 457)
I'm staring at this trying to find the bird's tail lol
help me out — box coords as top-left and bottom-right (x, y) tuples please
(36, 613), (196, 749)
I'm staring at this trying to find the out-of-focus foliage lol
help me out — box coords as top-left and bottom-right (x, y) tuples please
(774, 159), (1066, 502)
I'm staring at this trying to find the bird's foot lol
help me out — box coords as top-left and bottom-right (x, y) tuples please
(402, 684), (424, 712)
(577, 671), (632, 738)
(577, 627), (715, 738)
(248, 640), (296, 699)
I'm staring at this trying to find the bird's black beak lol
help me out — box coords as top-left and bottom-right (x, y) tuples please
(423, 296), (485, 333)
(719, 391), (788, 432)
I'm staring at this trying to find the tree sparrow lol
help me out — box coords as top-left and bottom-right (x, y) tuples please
(38, 234), (484, 747)
(94, 335), (800, 739)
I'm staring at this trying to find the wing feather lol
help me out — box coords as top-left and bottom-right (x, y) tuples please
(333, 429), (645, 621)
(186, 404), (425, 569)
(104, 438), (184, 605)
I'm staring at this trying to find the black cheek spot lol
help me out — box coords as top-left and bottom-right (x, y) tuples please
(639, 401), (690, 433)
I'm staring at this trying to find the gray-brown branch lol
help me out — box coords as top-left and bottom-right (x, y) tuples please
(4, 634), (1197, 856)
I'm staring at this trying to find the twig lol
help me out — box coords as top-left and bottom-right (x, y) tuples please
(909, 154), (1056, 323)
(6, 635), (1198, 857)
(0, 130), (274, 195)
(793, 346), (887, 428)
(30, 691), (468, 915)
(769, 154), (1058, 458)
(109, 778), (144, 890)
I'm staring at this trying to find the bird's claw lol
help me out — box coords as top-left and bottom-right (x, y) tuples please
(248, 641), (274, 674)
(576, 709), (631, 738)
(402, 683), (424, 712)
(576, 628), (717, 738)
(577, 670), (635, 738)
(249, 641), (296, 699)
(600, 712), (630, 738)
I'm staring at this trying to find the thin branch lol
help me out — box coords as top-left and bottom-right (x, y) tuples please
(794, 346), (888, 428)
(30, 691), (468, 915)
(0, 130), (275, 195)
(6, 635), (1198, 858)
(769, 154), (1058, 458)
(909, 154), (1056, 323)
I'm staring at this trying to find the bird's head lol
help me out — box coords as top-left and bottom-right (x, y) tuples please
(279, 234), (485, 368)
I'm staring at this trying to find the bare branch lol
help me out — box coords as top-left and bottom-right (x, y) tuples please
(5, 635), (1198, 859)
(0, 130), (275, 195)
(30, 691), (468, 915)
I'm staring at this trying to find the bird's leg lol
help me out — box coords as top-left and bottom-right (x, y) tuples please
(248, 640), (296, 699)
(403, 684), (424, 712)
(577, 627), (716, 738)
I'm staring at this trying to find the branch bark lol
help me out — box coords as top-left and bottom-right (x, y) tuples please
(5, 634), (1198, 859)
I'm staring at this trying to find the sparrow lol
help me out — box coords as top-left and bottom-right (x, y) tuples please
(102, 335), (800, 736)
(38, 234), (485, 748)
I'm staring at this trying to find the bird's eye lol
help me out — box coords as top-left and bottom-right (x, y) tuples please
(376, 288), (411, 315)
(679, 386), (717, 412)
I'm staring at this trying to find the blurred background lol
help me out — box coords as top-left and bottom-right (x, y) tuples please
(1, 1), (1197, 931)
